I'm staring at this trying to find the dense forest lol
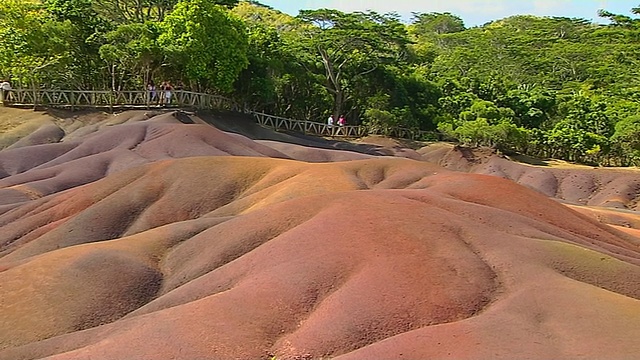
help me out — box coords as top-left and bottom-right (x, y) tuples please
(1, 0), (639, 165)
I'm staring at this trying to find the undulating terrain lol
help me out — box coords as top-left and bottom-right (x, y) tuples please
(0, 108), (638, 359)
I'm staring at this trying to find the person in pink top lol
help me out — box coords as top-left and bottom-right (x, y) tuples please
(338, 115), (346, 126)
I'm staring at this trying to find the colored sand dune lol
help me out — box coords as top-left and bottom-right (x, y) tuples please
(0, 109), (638, 359)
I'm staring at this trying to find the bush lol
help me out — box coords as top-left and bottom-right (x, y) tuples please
(363, 108), (398, 135)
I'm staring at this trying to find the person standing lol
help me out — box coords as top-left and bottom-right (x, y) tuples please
(159, 81), (167, 105)
(0, 80), (12, 104)
(164, 81), (174, 106)
(147, 80), (157, 104)
(326, 114), (334, 135)
(327, 114), (334, 128)
(337, 115), (346, 135)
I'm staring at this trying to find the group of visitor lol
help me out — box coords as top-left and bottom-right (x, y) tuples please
(147, 80), (179, 105)
(326, 114), (348, 136)
(327, 114), (346, 127)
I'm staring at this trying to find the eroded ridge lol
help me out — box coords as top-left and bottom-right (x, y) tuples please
(0, 114), (638, 360)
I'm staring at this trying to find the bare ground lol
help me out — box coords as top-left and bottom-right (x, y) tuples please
(0, 108), (638, 360)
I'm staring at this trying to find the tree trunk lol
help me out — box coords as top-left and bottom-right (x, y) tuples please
(111, 64), (116, 92)
(318, 46), (343, 119)
(32, 80), (38, 110)
(334, 90), (344, 119)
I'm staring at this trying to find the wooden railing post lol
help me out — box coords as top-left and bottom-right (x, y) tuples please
(32, 86), (38, 110)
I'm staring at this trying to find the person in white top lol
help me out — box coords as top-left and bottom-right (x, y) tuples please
(0, 80), (11, 104)
(327, 114), (334, 128)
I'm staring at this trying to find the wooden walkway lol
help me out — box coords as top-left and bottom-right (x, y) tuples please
(252, 112), (368, 138)
(1, 88), (439, 140)
(1, 88), (241, 111)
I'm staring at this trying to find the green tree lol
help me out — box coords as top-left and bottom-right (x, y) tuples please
(498, 88), (556, 128)
(91, 0), (238, 24)
(0, 0), (74, 87)
(610, 115), (640, 165)
(158, 0), (248, 92)
(231, 1), (309, 113)
(409, 12), (464, 36)
(294, 9), (411, 118)
(598, 4), (640, 28)
(43, 0), (110, 88)
(232, 1), (333, 119)
(99, 22), (161, 90)
(232, 1), (301, 32)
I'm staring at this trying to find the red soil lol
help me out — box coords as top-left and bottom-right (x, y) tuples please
(0, 110), (638, 359)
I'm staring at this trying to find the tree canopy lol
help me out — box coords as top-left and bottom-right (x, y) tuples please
(1, 0), (640, 165)
(159, 0), (247, 91)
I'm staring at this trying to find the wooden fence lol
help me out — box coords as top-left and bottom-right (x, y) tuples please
(1, 88), (440, 140)
(252, 112), (440, 140)
(0, 88), (240, 111)
(252, 112), (367, 137)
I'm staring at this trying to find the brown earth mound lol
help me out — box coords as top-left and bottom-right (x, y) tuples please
(0, 109), (639, 359)
(420, 143), (640, 210)
(0, 108), (60, 150)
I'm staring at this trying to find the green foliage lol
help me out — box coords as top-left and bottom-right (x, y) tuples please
(439, 115), (528, 151)
(469, 100), (502, 121)
(541, 119), (608, 162)
(0, 0), (75, 85)
(364, 108), (398, 135)
(409, 12), (465, 36)
(92, 0), (179, 23)
(414, 5), (640, 165)
(293, 9), (411, 118)
(498, 88), (555, 128)
(231, 1), (329, 118)
(232, 1), (301, 31)
(100, 22), (161, 89)
(3, 0), (640, 167)
(159, 0), (248, 92)
(232, 24), (280, 109)
(611, 115), (640, 165)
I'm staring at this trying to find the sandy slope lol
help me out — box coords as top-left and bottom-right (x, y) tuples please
(414, 142), (640, 210)
(0, 109), (638, 359)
